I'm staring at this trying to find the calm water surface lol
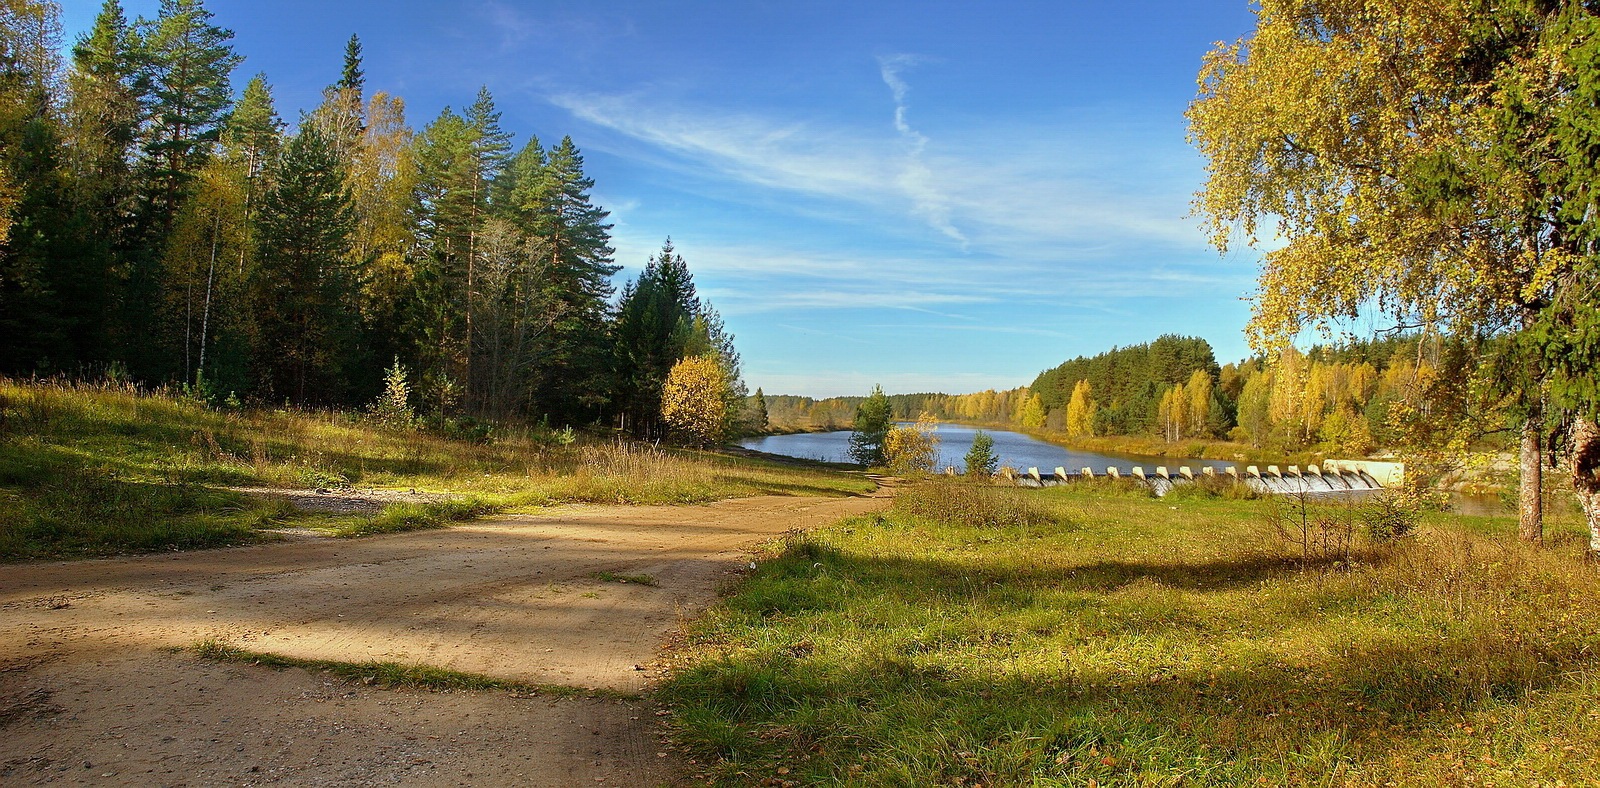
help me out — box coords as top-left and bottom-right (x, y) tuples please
(740, 424), (1236, 475)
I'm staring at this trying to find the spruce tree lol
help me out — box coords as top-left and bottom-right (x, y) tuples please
(532, 135), (617, 421)
(613, 238), (699, 437)
(751, 387), (769, 432)
(63, 1), (141, 371)
(338, 34), (364, 93)
(849, 386), (893, 466)
(252, 128), (358, 403)
(0, 0), (98, 374)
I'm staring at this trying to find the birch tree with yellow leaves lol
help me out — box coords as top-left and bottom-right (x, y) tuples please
(1189, 0), (1600, 546)
(660, 355), (729, 448)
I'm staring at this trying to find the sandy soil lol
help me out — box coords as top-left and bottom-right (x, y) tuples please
(0, 487), (889, 786)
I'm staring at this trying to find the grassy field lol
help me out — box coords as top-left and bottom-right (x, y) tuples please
(659, 479), (1600, 786)
(0, 379), (872, 558)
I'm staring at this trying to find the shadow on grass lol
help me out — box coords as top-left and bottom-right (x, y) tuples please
(770, 536), (1351, 595)
(660, 528), (1590, 784)
(664, 627), (1573, 785)
(0, 444), (281, 559)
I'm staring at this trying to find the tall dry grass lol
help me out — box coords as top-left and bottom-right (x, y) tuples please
(0, 378), (871, 557)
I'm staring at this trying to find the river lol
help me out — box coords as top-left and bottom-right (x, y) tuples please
(739, 424), (1237, 475)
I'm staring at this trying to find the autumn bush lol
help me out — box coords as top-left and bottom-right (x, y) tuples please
(881, 415), (940, 475)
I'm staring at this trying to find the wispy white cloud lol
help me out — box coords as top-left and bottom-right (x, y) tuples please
(702, 286), (988, 314)
(474, 1), (536, 51)
(551, 90), (1208, 260)
(878, 54), (967, 247)
(748, 370), (1015, 399)
(552, 92), (891, 201)
(864, 323), (1069, 338)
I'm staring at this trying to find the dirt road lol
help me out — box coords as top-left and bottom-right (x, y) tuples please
(0, 489), (888, 786)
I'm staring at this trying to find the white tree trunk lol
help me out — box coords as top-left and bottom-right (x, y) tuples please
(1571, 417), (1600, 558)
(1520, 410), (1543, 544)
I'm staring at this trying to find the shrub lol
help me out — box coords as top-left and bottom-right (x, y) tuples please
(894, 478), (1060, 530)
(883, 415), (940, 475)
(368, 358), (416, 430)
(1361, 489), (1423, 542)
(964, 430), (999, 478)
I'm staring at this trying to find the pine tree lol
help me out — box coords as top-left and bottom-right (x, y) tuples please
(407, 93), (519, 415)
(118, 0), (238, 380)
(964, 430), (999, 478)
(849, 385), (893, 466)
(408, 107), (476, 413)
(460, 87), (512, 410)
(222, 74), (281, 190)
(137, 0), (241, 234)
(65, 0), (143, 221)
(251, 127), (358, 403)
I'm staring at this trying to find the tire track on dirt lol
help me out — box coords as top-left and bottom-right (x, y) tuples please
(0, 488), (889, 785)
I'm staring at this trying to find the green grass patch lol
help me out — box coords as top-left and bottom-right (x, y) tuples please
(595, 571), (659, 586)
(188, 638), (635, 698)
(326, 498), (499, 538)
(0, 456), (285, 559)
(659, 481), (1600, 786)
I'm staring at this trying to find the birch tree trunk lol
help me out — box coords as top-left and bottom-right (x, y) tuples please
(1571, 417), (1600, 559)
(1519, 407), (1543, 545)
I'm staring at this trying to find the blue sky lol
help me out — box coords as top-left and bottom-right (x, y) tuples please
(64, 0), (1265, 398)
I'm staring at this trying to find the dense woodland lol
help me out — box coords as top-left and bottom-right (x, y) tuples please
(0, 0), (747, 438)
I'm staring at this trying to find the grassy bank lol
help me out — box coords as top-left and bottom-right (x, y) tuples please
(0, 379), (872, 558)
(187, 638), (628, 698)
(659, 480), (1599, 785)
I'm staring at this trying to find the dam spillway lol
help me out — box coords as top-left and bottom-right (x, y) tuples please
(983, 460), (1397, 497)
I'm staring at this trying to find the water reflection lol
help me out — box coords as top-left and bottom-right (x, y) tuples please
(740, 424), (1236, 475)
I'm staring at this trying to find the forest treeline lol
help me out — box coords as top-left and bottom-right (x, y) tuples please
(0, 0), (748, 438)
(770, 333), (1453, 455)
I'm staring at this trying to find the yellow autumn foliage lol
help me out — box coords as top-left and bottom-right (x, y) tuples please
(1188, 0), (1536, 351)
(883, 414), (940, 475)
(660, 355), (728, 447)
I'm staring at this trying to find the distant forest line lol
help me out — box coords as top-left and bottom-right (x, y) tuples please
(767, 333), (1459, 455)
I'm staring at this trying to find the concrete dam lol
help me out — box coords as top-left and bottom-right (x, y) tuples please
(984, 460), (1400, 497)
